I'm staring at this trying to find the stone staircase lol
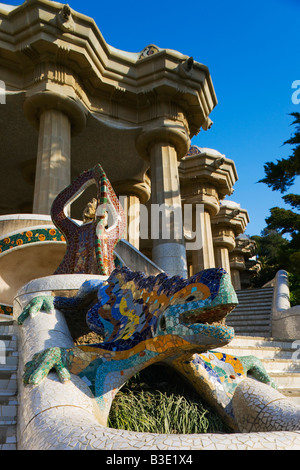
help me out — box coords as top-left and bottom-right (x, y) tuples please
(226, 287), (274, 337)
(219, 335), (300, 405)
(0, 315), (18, 450)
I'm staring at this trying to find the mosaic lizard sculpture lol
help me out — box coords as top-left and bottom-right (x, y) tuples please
(50, 163), (125, 276)
(17, 265), (295, 432)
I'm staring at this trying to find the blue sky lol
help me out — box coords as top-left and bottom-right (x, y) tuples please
(6, 0), (300, 236)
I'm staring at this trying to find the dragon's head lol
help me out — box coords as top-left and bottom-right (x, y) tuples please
(153, 268), (237, 352)
(87, 267), (237, 357)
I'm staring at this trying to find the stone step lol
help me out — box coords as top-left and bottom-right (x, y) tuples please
(237, 295), (273, 307)
(269, 371), (300, 388)
(0, 317), (18, 449)
(230, 327), (271, 337)
(0, 394), (18, 427)
(0, 425), (17, 450)
(228, 289), (274, 336)
(225, 336), (295, 348)
(0, 372), (17, 396)
(230, 305), (272, 312)
(227, 316), (271, 324)
(220, 336), (297, 356)
(280, 389), (300, 405)
(0, 323), (16, 334)
(0, 337), (18, 351)
(259, 359), (300, 373)
(236, 293), (273, 300)
(227, 326), (271, 335)
(236, 295), (273, 308)
(221, 346), (296, 361)
(236, 287), (274, 296)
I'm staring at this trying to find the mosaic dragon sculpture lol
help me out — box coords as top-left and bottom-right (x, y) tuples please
(17, 164), (300, 437)
(18, 265), (296, 432)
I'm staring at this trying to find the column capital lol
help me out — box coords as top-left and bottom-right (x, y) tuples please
(24, 91), (87, 136)
(179, 146), (238, 202)
(136, 121), (190, 161)
(211, 203), (250, 238)
(229, 252), (246, 272)
(181, 184), (220, 217)
(113, 176), (151, 204)
(212, 226), (236, 251)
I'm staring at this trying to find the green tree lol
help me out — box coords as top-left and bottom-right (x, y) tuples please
(259, 112), (300, 193)
(251, 229), (289, 287)
(255, 112), (300, 304)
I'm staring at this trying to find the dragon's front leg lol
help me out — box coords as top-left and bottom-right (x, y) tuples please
(17, 279), (103, 325)
(17, 296), (55, 325)
(22, 345), (102, 386)
(23, 347), (74, 385)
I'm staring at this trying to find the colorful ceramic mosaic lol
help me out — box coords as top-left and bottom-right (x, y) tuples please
(139, 44), (160, 59)
(185, 145), (202, 157)
(18, 265), (241, 424)
(0, 228), (65, 255)
(0, 304), (13, 316)
(168, 350), (276, 430)
(51, 164), (125, 276)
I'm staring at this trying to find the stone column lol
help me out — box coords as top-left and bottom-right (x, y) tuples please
(179, 147), (238, 275)
(189, 187), (219, 273)
(136, 126), (190, 278)
(211, 203), (249, 279)
(150, 143), (187, 277)
(212, 225), (235, 275)
(33, 109), (71, 214)
(230, 236), (258, 290)
(229, 251), (245, 291)
(24, 91), (87, 215)
(113, 177), (151, 250)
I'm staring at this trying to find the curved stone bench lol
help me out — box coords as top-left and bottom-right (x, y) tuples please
(0, 218), (66, 306)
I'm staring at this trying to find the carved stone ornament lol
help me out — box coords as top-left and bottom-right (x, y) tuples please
(56, 4), (75, 32)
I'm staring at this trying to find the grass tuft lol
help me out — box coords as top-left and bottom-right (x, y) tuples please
(108, 365), (231, 434)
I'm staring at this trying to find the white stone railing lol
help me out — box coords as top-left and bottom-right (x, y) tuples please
(267, 270), (300, 340)
(13, 274), (300, 450)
